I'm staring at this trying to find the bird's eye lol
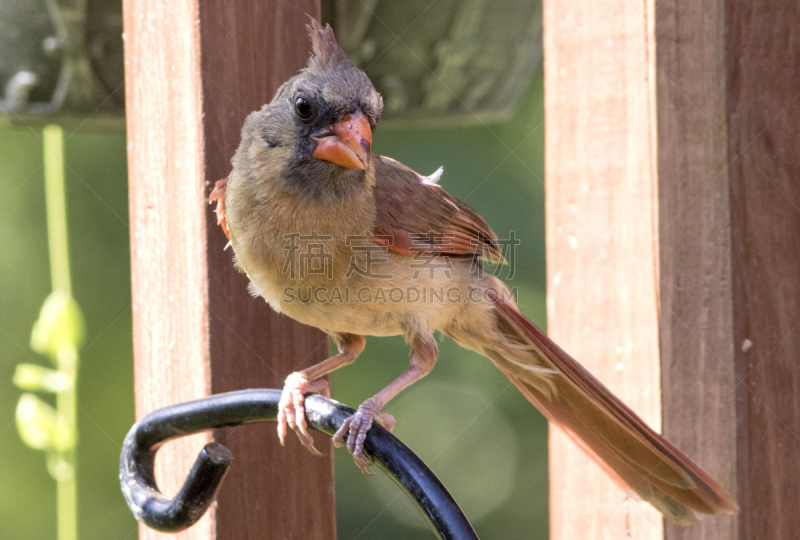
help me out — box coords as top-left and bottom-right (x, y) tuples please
(295, 97), (313, 120)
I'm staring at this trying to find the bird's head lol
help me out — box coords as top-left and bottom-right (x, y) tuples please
(235, 19), (383, 200)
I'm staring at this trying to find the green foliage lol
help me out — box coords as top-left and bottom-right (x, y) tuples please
(16, 394), (65, 451)
(29, 291), (85, 364)
(13, 364), (71, 393)
(14, 289), (84, 480)
(10, 125), (83, 540)
(1, 122), (136, 540)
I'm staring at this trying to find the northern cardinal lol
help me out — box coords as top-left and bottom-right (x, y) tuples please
(210, 19), (737, 523)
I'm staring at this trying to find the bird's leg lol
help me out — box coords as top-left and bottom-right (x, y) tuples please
(278, 333), (365, 456)
(333, 333), (438, 475)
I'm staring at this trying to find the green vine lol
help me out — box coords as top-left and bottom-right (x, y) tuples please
(13, 125), (83, 540)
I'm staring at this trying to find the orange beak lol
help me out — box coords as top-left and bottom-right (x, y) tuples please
(312, 110), (372, 169)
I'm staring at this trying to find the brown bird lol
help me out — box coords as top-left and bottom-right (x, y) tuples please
(210, 19), (738, 523)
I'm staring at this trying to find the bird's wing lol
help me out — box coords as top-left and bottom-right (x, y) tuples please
(371, 156), (505, 264)
(209, 178), (230, 240)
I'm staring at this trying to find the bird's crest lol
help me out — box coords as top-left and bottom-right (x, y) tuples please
(306, 18), (352, 71)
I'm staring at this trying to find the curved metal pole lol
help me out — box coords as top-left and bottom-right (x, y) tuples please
(120, 389), (478, 540)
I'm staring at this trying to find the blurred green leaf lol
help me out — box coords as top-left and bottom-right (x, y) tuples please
(16, 394), (57, 450)
(46, 454), (74, 482)
(30, 290), (85, 364)
(13, 364), (71, 393)
(15, 394), (75, 452)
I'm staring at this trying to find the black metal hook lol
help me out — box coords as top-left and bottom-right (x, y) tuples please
(120, 389), (478, 539)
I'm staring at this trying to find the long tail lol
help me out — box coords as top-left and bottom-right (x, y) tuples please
(459, 289), (738, 523)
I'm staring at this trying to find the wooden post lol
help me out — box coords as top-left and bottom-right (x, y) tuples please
(545, 0), (800, 538)
(727, 3), (800, 539)
(545, 1), (665, 536)
(123, 2), (335, 540)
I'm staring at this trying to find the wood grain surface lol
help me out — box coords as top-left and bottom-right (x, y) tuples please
(656, 1), (738, 539)
(546, 0), (799, 538)
(124, 2), (335, 539)
(728, 2), (800, 539)
(544, 0), (663, 537)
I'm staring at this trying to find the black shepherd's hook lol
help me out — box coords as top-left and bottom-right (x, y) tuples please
(120, 389), (478, 540)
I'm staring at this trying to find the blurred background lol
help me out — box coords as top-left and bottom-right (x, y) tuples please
(0, 1), (547, 538)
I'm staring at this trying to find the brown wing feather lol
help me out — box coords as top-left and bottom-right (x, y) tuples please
(371, 156), (505, 264)
(209, 178), (230, 240)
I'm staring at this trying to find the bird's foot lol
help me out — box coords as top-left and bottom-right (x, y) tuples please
(332, 397), (395, 476)
(277, 372), (329, 457)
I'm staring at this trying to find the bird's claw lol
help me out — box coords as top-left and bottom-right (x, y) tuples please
(277, 372), (329, 457)
(332, 399), (395, 476)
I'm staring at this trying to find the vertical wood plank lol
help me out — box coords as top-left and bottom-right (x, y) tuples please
(544, 0), (663, 537)
(124, 2), (212, 538)
(728, 2), (800, 538)
(655, 1), (738, 539)
(124, 2), (334, 539)
(198, 3), (336, 540)
(547, 0), (799, 537)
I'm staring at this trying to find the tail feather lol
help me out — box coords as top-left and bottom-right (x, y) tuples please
(482, 290), (738, 523)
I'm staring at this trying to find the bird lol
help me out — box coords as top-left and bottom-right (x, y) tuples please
(209, 19), (738, 523)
